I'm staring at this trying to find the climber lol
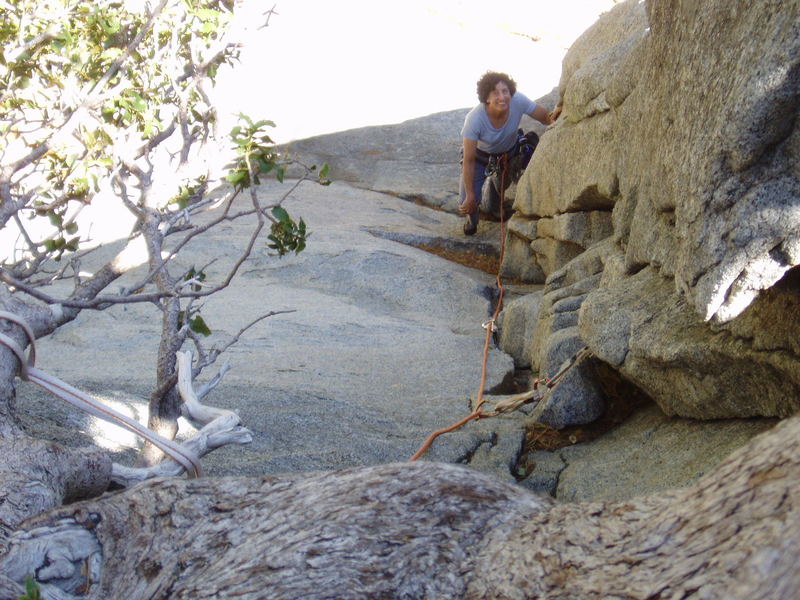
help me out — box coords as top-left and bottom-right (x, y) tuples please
(459, 71), (561, 235)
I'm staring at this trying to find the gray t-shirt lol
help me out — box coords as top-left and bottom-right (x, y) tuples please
(460, 92), (537, 154)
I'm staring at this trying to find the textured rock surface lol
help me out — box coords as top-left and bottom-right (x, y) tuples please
(19, 0), (793, 504)
(514, 0), (800, 311)
(527, 359), (606, 429)
(554, 403), (779, 503)
(529, 239), (613, 375)
(496, 290), (543, 369)
(514, 0), (800, 420)
(581, 266), (800, 418)
(283, 110), (468, 212)
(622, 0), (800, 325)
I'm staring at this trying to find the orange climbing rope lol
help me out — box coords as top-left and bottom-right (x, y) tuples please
(409, 151), (593, 461)
(410, 155), (512, 462)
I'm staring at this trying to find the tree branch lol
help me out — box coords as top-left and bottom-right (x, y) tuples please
(110, 349), (252, 486)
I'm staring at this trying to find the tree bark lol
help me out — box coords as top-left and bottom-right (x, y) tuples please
(1, 413), (798, 599)
(0, 303), (245, 600)
(0, 301), (113, 544)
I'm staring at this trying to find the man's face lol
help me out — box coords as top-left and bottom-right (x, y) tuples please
(487, 82), (512, 112)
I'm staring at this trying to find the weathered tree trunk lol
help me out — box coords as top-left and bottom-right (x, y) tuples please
(468, 413), (800, 599)
(0, 302), (114, 599)
(1, 412), (799, 599)
(0, 300), (247, 598)
(0, 300), (114, 541)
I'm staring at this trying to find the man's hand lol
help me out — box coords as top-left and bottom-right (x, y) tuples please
(459, 197), (478, 215)
(549, 104), (563, 123)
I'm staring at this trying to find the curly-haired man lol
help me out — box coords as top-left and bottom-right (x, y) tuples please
(459, 71), (560, 235)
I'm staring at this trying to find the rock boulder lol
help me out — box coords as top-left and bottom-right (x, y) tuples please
(510, 0), (800, 420)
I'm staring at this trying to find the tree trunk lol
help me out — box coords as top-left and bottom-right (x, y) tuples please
(1, 413), (799, 599)
(0, 303), (113, 544)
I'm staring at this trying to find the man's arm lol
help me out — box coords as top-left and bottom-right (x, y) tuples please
(459, 137), (479, 215)
(529, 103), (556, 125)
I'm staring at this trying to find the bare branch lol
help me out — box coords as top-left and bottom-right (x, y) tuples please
(195, 359), (231, 401)
(110, 349), (252, 486)
(194, 309), (296, 373)
(260, 4), (279, 29)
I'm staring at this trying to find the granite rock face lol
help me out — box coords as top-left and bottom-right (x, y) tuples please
(622, 0), (800, 326)
(581, 265), (800, 419)
(505, 0), (800, 420)
(19, 182), (521, 481)
(283, 110), (469, 213)
(13, 0), (792, 505)
(553, 403), (779, 503)
(527, 359), (606, 430)
(499, 0), (645, 284)
(496, 291), (543, 370)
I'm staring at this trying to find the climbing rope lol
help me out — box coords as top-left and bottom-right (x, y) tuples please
(0, 311), (203, 477)
(409, 155), (511, 462)
(409, 154), (592, 462)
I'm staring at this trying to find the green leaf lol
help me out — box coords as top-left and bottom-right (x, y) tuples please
(20, 575), (42, 600)
(318, 162), (332, 185)
(267, 208), (310, 257)
(225, 170), (247, 184)
(271, 206), (290, 223)
(236, 113), (254, 127)
(256, 157), (273, 173)
(189, 315), (211, 336)
(48, 212), (63, 227)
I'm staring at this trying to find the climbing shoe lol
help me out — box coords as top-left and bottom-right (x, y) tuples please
(464, 216), (477, 236)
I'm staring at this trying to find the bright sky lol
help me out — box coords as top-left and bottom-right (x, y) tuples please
(213, 0), (618, 143)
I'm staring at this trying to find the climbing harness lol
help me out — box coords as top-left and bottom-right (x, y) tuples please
(0, 311), (203, 477)
(410, 140), (589, 462)
(483, 129), (539, 181)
